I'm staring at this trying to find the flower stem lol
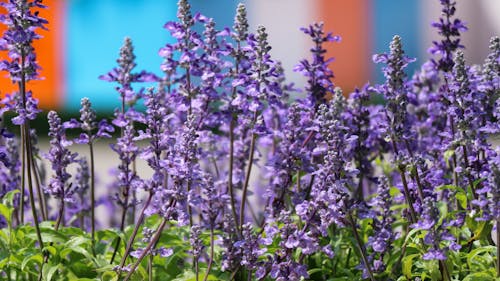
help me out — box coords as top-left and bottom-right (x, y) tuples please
(497, 219), (500, 277)
(54, 196), (65, 231)
(228, 116), (240, 234)
(347, 212), (376, 281)
(118, 192), (154, 270)
(187, 181), (193, 227)
(111, 156), (132, 263)
(202, 226), (215, 281)
(399, 166), (418, 223)
(148, 254), (153, 281)
(89, 142), (96, 256)
(19, 51), (43, 251)
(31, 156), (47, 221)
(20, 127), (26, 224)
(462, 145), (477, 199)
(122, 215), (170, 281)
(240, 125), (257, 230)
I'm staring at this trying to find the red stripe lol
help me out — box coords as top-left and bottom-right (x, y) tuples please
(0, 0), (63, 109)
(318, 0), (371, 93)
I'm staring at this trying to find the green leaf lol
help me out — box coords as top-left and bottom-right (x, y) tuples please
(21, 253), (43, 271)
(463, 272), (495, 281)
(28, 228), (67, 244)
(467, 246), (496, 266)
(171, 271), (221, 281)
(443, 149), (455, 165)
(44, 245), (58, 257)
(0, 203), (15, 227)
(389, 187), (401, 197)
(1, 190), (20, 206)
(65, 236), (90, 248)
(171, 271), (197, 281)
(43, 263), (60, 281)
(101, 271), (118, 281)
(456, 192), (467, 209)
(402, 254), (419, 278)
(308, 268), (324, 275)
(467, 222), (494, 246)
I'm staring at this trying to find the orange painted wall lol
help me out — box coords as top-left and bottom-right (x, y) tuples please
(0, 0), (63, 109)
(318, 0), (371, 93)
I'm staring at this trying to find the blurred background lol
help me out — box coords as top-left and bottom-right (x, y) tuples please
(1, 0), (499, 113)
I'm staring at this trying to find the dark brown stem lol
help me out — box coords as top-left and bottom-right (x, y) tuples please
(228, 117), (239, 234)
(122, 214), (172, 281)
(118, 192), (154, 270)
(89, 142), (96, 256)
(403, 139), (425, 202)
(187, 181), (193, 227)
(24, 124), (44, 249)
(20, 127), (25, 224)
(399, 167), (417, 224)
(497, 219), (500, 277)
(240, 128), (257, 230)
(31, 155), (47, 221)
(111, 160), (133, 263)
(347, 212), (376, 281)
(54, 196), (65, 231)
(462, 145), (477, 200)
(131, 159), (137, 225)
(19, 50), (43, 251)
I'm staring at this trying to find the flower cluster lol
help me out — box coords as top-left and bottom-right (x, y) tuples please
(0, 0), (499, 280)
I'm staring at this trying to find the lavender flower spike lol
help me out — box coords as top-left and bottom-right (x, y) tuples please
(429, 0), (467, 72)
(99, 37), (157, 107)
(294, 22), (340, 108)
(46, 111), (78, 230)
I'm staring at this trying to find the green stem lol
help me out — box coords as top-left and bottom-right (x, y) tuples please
(202, 226), (215, 281)
(148, 254), (153, 281)
(195, 257), (199, 281)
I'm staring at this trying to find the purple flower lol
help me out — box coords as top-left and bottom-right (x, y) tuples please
(74, 98), (114, 144)
(295, 22), (340, 109)
(0, 0), (47, 82)
(45, 111), (78, 202)
(110, 121), (142, 209)
(429, 0), (467, 72)
(367, 177), (395, 254)
(4, 90), (41, 126)
(99, 37), (158, 106)
(189, 224), (204, 258)
(374, 35), (415, 147)
(232, 3), (249, 43)
(66, 157), (91, 229)
(0, 138), (21, 224)
(234, 223), (267, 270)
